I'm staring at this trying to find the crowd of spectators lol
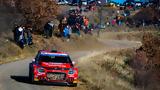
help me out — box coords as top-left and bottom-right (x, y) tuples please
(13, 3), (160, 48)
(13, 24), (33, 49)
(57, 8), (94, 41)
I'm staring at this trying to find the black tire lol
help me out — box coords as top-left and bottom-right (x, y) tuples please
(69, 83), (77, 87)
(29, 63), (34, 83)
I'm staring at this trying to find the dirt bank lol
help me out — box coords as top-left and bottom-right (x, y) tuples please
(0, 34), (105, 64)
(0, 30), (145, 64)
(98, 31), (157, 41)
(77, 49), (136, 90)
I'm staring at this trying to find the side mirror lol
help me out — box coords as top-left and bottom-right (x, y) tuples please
(72, 61), (76, 65)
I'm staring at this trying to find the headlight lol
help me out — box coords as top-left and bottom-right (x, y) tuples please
(38, 67), (45, 73)
(68, 68), (75, 74)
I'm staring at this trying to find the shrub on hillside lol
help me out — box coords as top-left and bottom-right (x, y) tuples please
(142, 32), (160, 66)
(134, 32), (160, 89)
(18, 0), (58, 33)
(2, 0), (59, 34)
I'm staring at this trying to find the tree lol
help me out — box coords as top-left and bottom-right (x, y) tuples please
(15, 0), (59, 33)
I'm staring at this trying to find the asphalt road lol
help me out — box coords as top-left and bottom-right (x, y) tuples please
(0, 40), (141, 90)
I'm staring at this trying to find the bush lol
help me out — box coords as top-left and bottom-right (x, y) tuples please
(133, 32), (160, 89)
(142, 32), (160, 64)
(78, 50), (135, 90)
(2, 0), (59, 33)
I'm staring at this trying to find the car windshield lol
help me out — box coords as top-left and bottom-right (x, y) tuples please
(38, 55), (72, 63)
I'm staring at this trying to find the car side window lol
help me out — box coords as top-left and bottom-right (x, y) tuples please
(35, 53), (40, 63)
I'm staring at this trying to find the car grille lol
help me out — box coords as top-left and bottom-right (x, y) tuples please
(47, 72), (66, 80)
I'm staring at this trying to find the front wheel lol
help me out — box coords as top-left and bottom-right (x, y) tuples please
(69, 83), (77, 87)
(29, 64), (34, 83)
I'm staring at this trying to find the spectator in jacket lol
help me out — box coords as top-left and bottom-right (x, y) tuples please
(13, 24), (19, 43)
(44, 21), (54, 38)
(48, 21), (54, 37)
(18, 26), (25, 49)
(24, 27), (33, 45)
(75, 23), (81, 36)
(63, 25), (72, 41)
(83, 17), (89, 34)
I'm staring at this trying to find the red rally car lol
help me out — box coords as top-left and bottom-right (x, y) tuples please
(29, 50), (78, 86)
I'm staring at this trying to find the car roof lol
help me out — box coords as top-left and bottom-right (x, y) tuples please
(39, 50), (69, 56)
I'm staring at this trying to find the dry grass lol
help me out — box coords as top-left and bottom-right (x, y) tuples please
(78, 49), (135, 90)
(0, 39), (36, 64)
(99, 31), (142, 41)
(99, 31), (157, 41)
(0, 33), (105, 64)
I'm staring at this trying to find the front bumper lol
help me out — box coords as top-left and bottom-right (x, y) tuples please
(33, 72), (78, 84)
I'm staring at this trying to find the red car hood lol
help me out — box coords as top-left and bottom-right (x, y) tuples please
(40, 62), (71, 68)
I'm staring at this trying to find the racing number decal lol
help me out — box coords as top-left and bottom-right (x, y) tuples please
(47, 73), (65, 80)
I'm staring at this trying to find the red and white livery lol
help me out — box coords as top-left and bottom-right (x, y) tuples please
(29, 50), (78, 86)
